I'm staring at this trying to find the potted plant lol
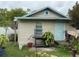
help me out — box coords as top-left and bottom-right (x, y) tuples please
(42, 32), (54, 47)
(27, 42), (33, 48)
(0, 34), (9, 56)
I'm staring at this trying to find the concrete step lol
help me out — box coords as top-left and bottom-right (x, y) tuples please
(35, 39), (45, 47)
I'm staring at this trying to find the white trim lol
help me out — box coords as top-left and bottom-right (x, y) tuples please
(23, 7), (67, 18)
(15, 17), (70, 20)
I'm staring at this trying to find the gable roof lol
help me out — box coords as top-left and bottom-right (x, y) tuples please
(15, 7), (70, 21)
(23, 7), (67, 18)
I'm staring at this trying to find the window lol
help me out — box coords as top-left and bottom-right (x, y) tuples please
(35, 22), (42, 32)
(34, 22), (42, 38)
(44, 10), (48, 15)
(46, 11), (48, 14)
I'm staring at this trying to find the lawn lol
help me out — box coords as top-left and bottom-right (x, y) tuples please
(4, 42), (36, 57)
(3, 42), (72, 57)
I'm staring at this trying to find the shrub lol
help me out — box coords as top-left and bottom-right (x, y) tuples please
(42, 32), (54, 46)
(0, 34), (9, 48)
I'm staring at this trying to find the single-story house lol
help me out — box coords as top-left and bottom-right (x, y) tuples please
(14, 7), (77, 49)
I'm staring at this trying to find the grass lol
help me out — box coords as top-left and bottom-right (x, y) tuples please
(3, 42), (72, 57)
(35, 47), (72, 57)
(4, 42), (36, 57)
(46, 48), (72, 57)
(35, 50), (71, 57)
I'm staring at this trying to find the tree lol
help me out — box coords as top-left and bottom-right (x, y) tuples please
(0, 8), (30, 42)
(0, 8), (11, 35)
(8, 8), (29, 42)
(68, 1), (79, 29)
(68, 2), (79, 56)
(8, 8), (27, 21)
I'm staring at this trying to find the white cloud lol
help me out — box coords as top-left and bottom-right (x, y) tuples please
(0, 1), (77, 15)
(57, 1), (76, 15)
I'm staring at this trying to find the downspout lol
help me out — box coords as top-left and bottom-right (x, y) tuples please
(14, 18), (17, 42)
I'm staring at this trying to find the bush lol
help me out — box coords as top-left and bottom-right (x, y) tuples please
(0, 34), (9, 48)
(57, 43), (69, 51)
(42, 32), (54, 46)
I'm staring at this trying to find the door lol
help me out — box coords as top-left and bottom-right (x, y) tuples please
(54, 22), (65, 41)
(34, 22), (44, 47)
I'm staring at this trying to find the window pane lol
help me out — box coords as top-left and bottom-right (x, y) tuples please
(34, 22), (42, 38)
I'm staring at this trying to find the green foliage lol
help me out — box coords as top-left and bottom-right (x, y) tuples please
(68, 1), (79, 29)
(4, 42), (71, 57)
(5, 42), (71, 57)
(0, 8), (28, 27)
(0, 34), (9, 48)
(57, 43), (69, 51)
(0, 8), (28, 35)
(75, 43), (79, 54)
(69, 35), (78, 47)
(8, 8), (27, 21)
(0, 8), (10, 27)
(5, 43), (36, 57)
(42, 32), (54, 46)
(66, 35), (79, 53)
(36, 51), (52, 57)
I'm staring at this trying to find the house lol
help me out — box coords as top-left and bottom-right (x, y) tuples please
(14, 7), (77, 49)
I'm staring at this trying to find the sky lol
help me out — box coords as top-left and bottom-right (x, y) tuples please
(0, 1), (78, 15)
